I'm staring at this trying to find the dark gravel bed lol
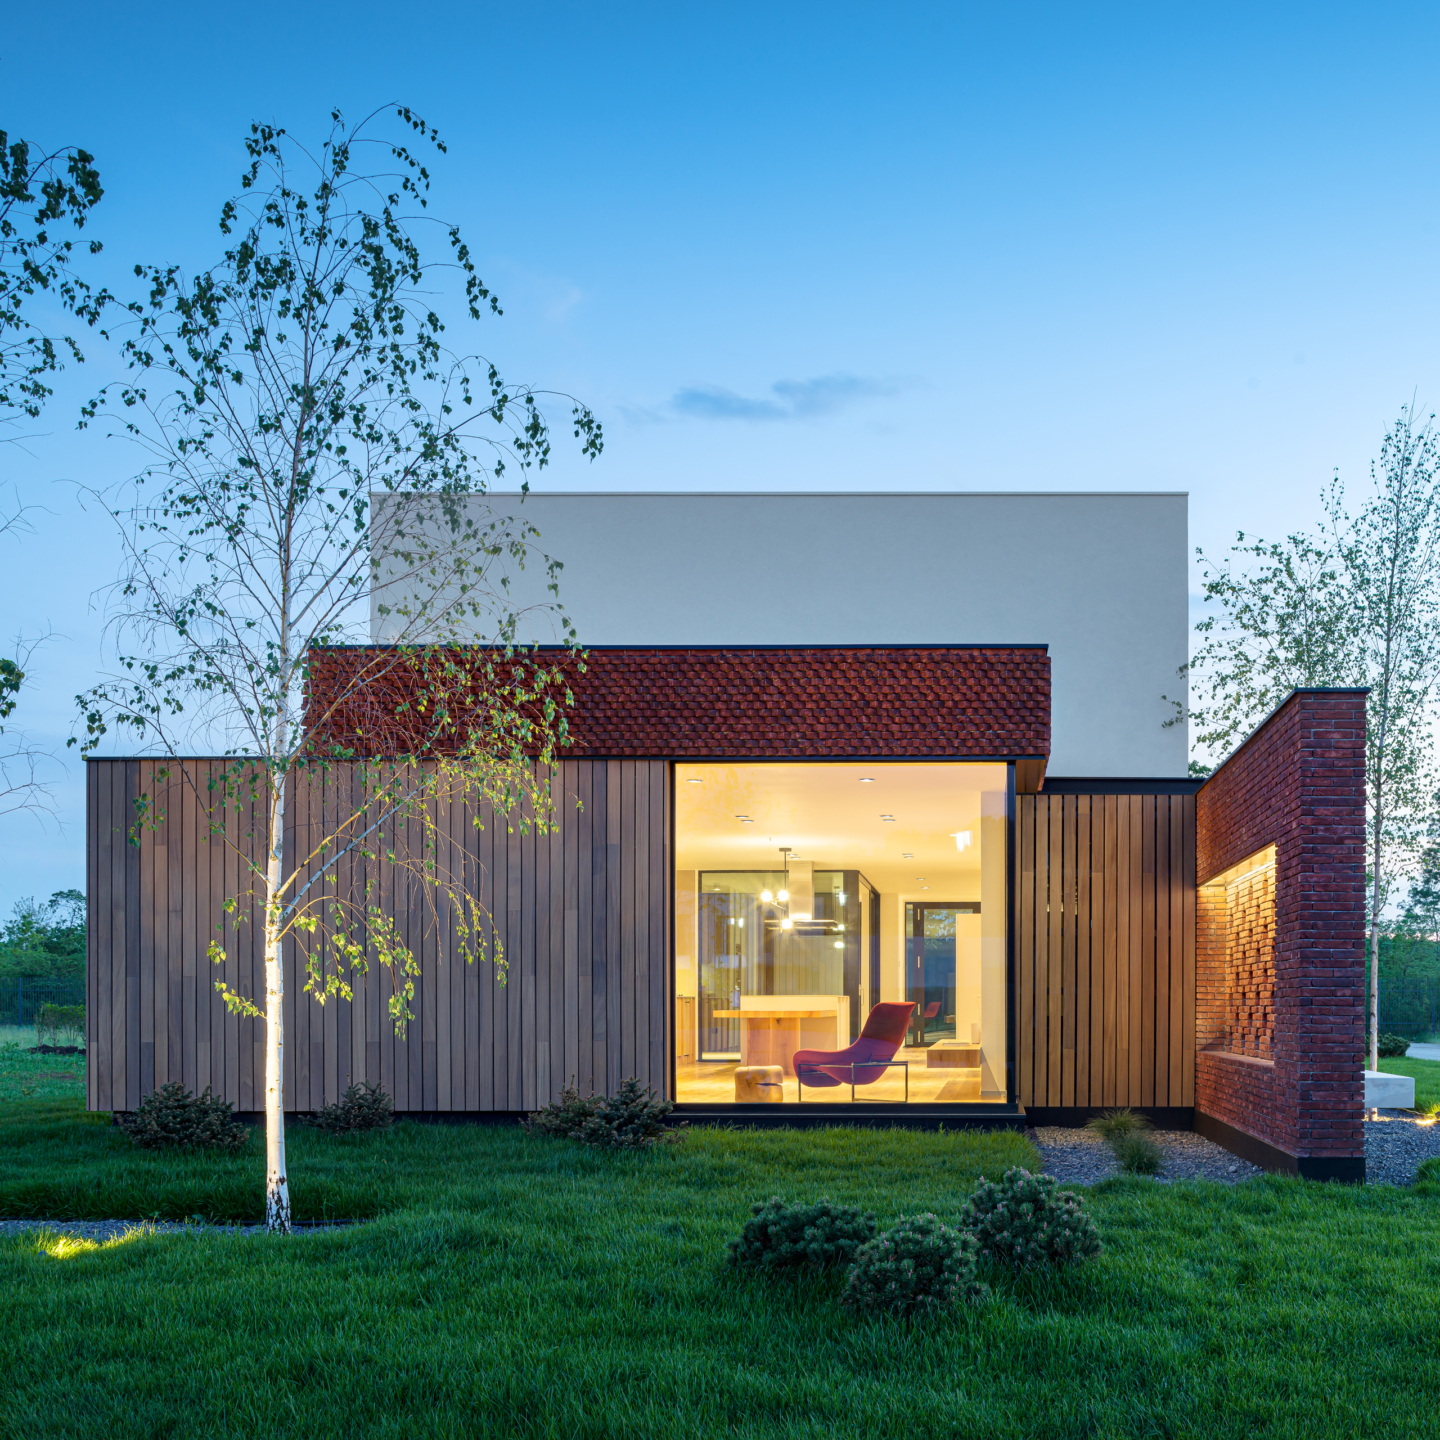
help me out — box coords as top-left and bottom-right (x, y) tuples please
(1028, 1126), (1265, 1185)
(1364, 1110), (1440, 1186)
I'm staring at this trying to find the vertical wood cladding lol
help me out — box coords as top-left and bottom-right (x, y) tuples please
(86, 757), (670, 1114)
(1014, 793), (1196, 1110)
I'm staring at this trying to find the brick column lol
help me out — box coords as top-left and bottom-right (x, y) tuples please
(1194, 688), (1368, 1181)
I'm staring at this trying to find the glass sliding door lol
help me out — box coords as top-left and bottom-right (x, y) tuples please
(673, 762), (1009, 1105)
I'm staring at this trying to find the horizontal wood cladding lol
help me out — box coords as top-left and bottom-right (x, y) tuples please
(86, 757), (669, 1114)
(1015, 793), (1196, 1109)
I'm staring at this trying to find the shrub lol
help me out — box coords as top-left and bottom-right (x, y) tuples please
(525, 1076), (679, 1149)
(1112, 1133), (1164, 1175)
(842, 1213), (987, 1320)
(116, 1082), (251, 1152)
(34, 1003), (84, 1050)
(1084, 1107), (1149, 1141)
(728, 1197), (877, 1269)
(304, 1081), (394, 1134)
(1375, 1033), (1411, 1059)
(961, 1167), (1102, 1270)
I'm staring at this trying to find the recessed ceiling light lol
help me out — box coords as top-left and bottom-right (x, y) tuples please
(859, 777), (875, 783)
(916, 878), (925, 882)
(902, 853), (914, 859)
(921, 886), (930, 891)
(880, 815), (895, 822)
(686, 777), (703, 784)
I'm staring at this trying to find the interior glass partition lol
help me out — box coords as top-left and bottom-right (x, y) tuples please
(674, 762), (1009, 1105)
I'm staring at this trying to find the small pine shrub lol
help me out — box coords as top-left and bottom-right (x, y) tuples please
(305, 1081), (394, 1134)
(525, 1076), (679, 1149)
(962, 1167), (1102, 1270)
(116, 1082), (250, 1152)
(1112, 1132), (1164, 1175)
(727, 1197), (877, 1269)
(1375, 1033), (1411, 1059)
(1084, 1107), (1150, 1141)
(842, 1213), (987, 1320)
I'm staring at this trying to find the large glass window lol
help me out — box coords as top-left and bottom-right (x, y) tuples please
(674, 762), (1009, 1105)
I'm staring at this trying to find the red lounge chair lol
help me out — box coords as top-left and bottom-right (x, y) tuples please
(793, 1001), (916, 1102)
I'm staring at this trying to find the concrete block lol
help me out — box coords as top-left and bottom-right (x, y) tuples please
(1363, 1070), (1415, 1109)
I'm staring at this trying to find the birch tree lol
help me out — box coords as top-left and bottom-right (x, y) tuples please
(1, 129), (107, 432)
(73, 108), (601, 1233)
(1187, 406), (1440, 1071)
(1334, 411), (1440, 1069)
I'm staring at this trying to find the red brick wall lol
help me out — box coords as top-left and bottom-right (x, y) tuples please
(1195, 689), (1367, 1165)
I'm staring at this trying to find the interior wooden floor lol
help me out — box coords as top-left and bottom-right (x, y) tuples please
(674, 1049), (1003, 1105)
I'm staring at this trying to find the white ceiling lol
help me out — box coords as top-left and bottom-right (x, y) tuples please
(674, 761), (1008, 898)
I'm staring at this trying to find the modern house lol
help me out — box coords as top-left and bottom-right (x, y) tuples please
(86, 492), (1369, 1179)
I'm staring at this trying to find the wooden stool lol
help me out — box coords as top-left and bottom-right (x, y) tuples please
(735, 1065), (785, 1103)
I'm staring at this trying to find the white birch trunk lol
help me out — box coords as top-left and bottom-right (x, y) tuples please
(264, 777), (291, 1234)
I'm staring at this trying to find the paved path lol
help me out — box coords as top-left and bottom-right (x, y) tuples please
(1407, 1042), (1440, 1061)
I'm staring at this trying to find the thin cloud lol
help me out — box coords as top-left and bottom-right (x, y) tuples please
(672, 373), (900, 422)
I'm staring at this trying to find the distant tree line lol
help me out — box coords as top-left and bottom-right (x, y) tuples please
(0, 889), (84, 978)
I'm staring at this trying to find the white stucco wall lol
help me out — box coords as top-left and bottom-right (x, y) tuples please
(371, 491), (1189, 777)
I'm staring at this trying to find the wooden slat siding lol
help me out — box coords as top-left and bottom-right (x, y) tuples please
(1017, 794), (1035, 1106)
(1059, 796), (1075, 1107)
(87, 757), (671, 1115)
(1173, 796), (1190, 1103)
(1181, 795), (1197, 1106)
(604, 760), (621, 1094)
(1075, 795), (1091, 1106)
(1152, 796), (1169, 1103)
(1101, 796), (1117, 1106)
(1046, 796), (1063, 1107)
(1015, 790), (1197, 1112)
(633, 762), (650, 1090)
(562, 764), (581, 1094)
(1115, 796), (1131, 1102)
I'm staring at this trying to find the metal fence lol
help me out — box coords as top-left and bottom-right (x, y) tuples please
(0, 976), (86, 1029)
(1377, 976), (1440, 1041)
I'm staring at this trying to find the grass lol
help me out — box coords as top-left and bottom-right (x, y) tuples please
(1, 1096), (1439, 1436)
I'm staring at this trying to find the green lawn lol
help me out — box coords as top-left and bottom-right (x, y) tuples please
(1378, 1055), (1440, 1110)
(3, 1043), (1440, 1437)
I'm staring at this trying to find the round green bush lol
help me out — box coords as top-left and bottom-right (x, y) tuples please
(841, 1213), (987, 1320)
(961, 1167), (1102, 1270)
(728, 1196), (877, 1269)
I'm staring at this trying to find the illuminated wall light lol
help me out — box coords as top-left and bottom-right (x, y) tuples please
(780, 918), (793, 930)
(760, 889), (774, 903)
(777, 889), (789, 902)
(833, 941), (844, 950)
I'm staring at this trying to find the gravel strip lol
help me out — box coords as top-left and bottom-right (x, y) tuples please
(1364, 1110), (1440, 1186)
(1032, 1113), (1440, 1186)
(1027, 1126), (1264, 1185)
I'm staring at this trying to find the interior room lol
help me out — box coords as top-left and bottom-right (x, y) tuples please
(674, 762), (1009, 1105)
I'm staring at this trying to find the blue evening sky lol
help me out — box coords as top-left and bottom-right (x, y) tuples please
(4, 1), (1440, 910)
